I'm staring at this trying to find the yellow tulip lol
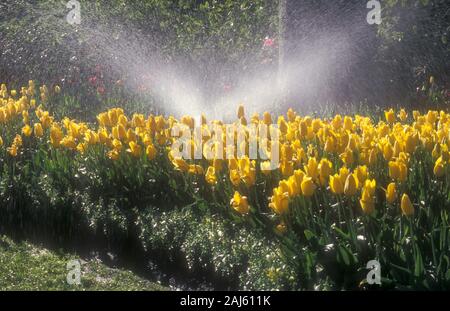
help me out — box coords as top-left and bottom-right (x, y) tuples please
(60, 136), (77, 150)
(269, 188), (289, 215)
(231, 191), (250, 215)
(330, 174), (344, 195)
(97, 112), (111, 127)
(98, 128), (110, 146)
(299, 121), (308, 138)
(280, 160), (294, 177)
(393, 140), (402, 157)
(112, 139), (123, 150)
(22, 124), (32, 137)
(386, 182), (397, 204)
(7, 144), (18, 157)
(131, 114), (146, 128)
(360, 188), (375, 215)
(242, 168), (256, 187)
(354, 165), (368, 189)
(38, 111), (53, 129)
(287, 176), (300, 196)
(398, 109), (407, 121)
(400, 194), (414, 216)
(426, 110), (437, 125)
(344, 174), (357, 197)
(279, 180), (290, 195)
(281, 143), (294, 161)
(126, 128), (137, 143)
(118, 114), (128, 127)
(50, 125), (63, 147)
(127, 141), (142, 158)
(293, 170), (305, 192)
(324, 136), (336, 153)
(112, 124), (127, 140)
(155, 116), (166, 131)
(22, 110), (29, 124)
(332, 114), (342, 130)
(229, 169), (240, 187)
(107, 149), (120, 160)
(34, 123), (44, 137)
(301, 177), (316, 197)
(364, 179), (377, 196)
(146, 144), (157, 160)
(339, 166), (350, 181)
(343, 116), (353, 131)
(404, 133), (417, 154)
(340, 148), (354, 166)
(385, 109), (396, 124)
(304, 157), (319, 181)
(188, 164), (204, 175)
(398, 162), (408, 182)
(205, 166), (217, 185)
(382, 142), (393, 161)
(76, 142), (88, 154)
(84, 130), (99, 145)
(13, 135), (23, 147)
(318, 158), (333, 185)
(389, 161), (400, 180)
(172, 158), (189, 172)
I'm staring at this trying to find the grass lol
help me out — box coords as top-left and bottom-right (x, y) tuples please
(0, 235), (167, 291)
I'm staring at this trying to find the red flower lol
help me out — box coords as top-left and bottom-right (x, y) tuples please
(263, 37), (275, 48)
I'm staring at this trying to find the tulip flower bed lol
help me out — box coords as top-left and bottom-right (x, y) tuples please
(0, 81), (449, 290)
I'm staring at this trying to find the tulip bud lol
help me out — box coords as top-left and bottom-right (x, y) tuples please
(400, 194), (414, 216)
(344, 174), (357, 197)
(386, 182), (397, 204)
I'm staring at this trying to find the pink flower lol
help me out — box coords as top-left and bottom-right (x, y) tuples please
(263, 37), (275, 48)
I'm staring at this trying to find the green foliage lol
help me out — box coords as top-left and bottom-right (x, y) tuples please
(0, 235), (167, 290)
(1, 92), (449, 290)
(0, 0), (278, 85)
(378, 0), (450, 94)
